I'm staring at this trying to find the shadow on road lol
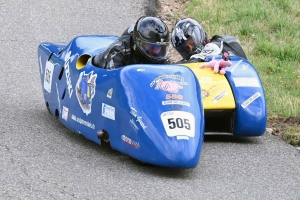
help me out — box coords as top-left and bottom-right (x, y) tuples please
(29, 107), (263, 180)
(204, 134), (262, 144)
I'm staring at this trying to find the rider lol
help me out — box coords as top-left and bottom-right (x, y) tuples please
(171, 18), (247, 63)
(92, 16), (171, 69)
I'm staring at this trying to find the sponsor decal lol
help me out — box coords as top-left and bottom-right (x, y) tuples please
(233, 78), (260, 87)
(56, 83), (61, 114)
(168, 104), (183, 111)
(76, 71), (97, 115)
(201, 84), (218, 99)
(130, 107), (147, 129)
(121, 135), (140, 148)
(62, 106), (69, 121)
(229, 60), (243, 72)
(107, 88), (113, 99)
(241, 92), (261, 108)
(161, 111), (195, 140)
(212, 91), (227, 103)
(39, 56), (43, 75)
(162, 100), (190, 107)
(166, 94), (183, 100)
(64, 51), (73, 98)
(43, 60), (54, 93)
(164, 93), (189, 108)
(102, 103), (115, 120)
(155, 38), (168, 45)
(71, 114), (95, 129)
(202, 89), (209, 99)
(150, 75), (188, 93)
(129, 118), (139, 132)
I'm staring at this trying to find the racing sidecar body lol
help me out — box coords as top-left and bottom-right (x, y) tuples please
(38, 35), (205, 168)
(37, 35), (267, 168)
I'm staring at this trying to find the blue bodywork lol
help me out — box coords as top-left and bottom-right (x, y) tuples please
(38, 35), (205, 168)
(225, 57), (267, 136)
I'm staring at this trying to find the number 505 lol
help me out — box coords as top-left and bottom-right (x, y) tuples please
(168, 118), (191, 130)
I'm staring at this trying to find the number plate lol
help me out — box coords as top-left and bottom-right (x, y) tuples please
(161, 111), (195, 140)
(44, 61), (54, 93)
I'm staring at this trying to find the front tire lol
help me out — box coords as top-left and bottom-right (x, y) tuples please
(97, 130), (110, 142)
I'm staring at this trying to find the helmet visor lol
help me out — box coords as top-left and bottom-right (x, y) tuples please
(175, 37), (196, 59)
(136, 39), (170, 61)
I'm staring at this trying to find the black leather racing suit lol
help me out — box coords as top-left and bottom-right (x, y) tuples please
(92, 26), (170, 69)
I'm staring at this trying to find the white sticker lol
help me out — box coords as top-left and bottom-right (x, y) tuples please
(233, 78), (260, 87)
(162, 100), (190, 107)
(200, 77), (212, 82)
(39, 56), (43, 75)
(107, 88), (113, 99)
(212, 91), (227, 103)
(56, 83), (61, 114)
(62, 106), (69, 121)
(161, 111), (195, 140)
(241, 92), (261, 108)
(229, 60), (243, 72)
(102, 103), (115, 120)
(43, 61), (54, 93)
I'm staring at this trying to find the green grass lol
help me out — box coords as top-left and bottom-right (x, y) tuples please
(283, 129), (300, 146)
(184, 0), (300, 116)
(183, 0), (300, 144)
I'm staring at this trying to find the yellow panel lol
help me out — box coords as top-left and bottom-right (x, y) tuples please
(181, 62), (236, 109)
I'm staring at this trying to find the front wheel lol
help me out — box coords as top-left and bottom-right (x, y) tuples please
(97, 130), (110, 142)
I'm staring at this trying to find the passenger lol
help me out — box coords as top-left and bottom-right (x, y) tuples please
(171, 18), (247, 65)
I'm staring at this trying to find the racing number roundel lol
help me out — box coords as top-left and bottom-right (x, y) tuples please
(44, 61), (54, 93)
(161, 111), (195, 139)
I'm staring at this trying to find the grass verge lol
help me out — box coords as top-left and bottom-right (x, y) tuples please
(186, 0), (300, 146)
(158, 0), (300, 146)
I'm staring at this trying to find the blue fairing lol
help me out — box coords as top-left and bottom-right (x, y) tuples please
(225, 56), (267, 136)
(38, 35), (205, 168)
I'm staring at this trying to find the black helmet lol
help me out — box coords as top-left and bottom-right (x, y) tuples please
(171, 18), (207, 60)
(133, 16), (170, 63)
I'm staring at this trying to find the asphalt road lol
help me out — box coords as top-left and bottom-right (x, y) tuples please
(0, 1), (299, 199)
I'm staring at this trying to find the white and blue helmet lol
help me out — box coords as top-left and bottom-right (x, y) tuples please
(171, 18), (207, 60)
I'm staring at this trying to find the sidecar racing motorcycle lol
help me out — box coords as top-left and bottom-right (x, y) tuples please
(38, 35), (267, 168)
